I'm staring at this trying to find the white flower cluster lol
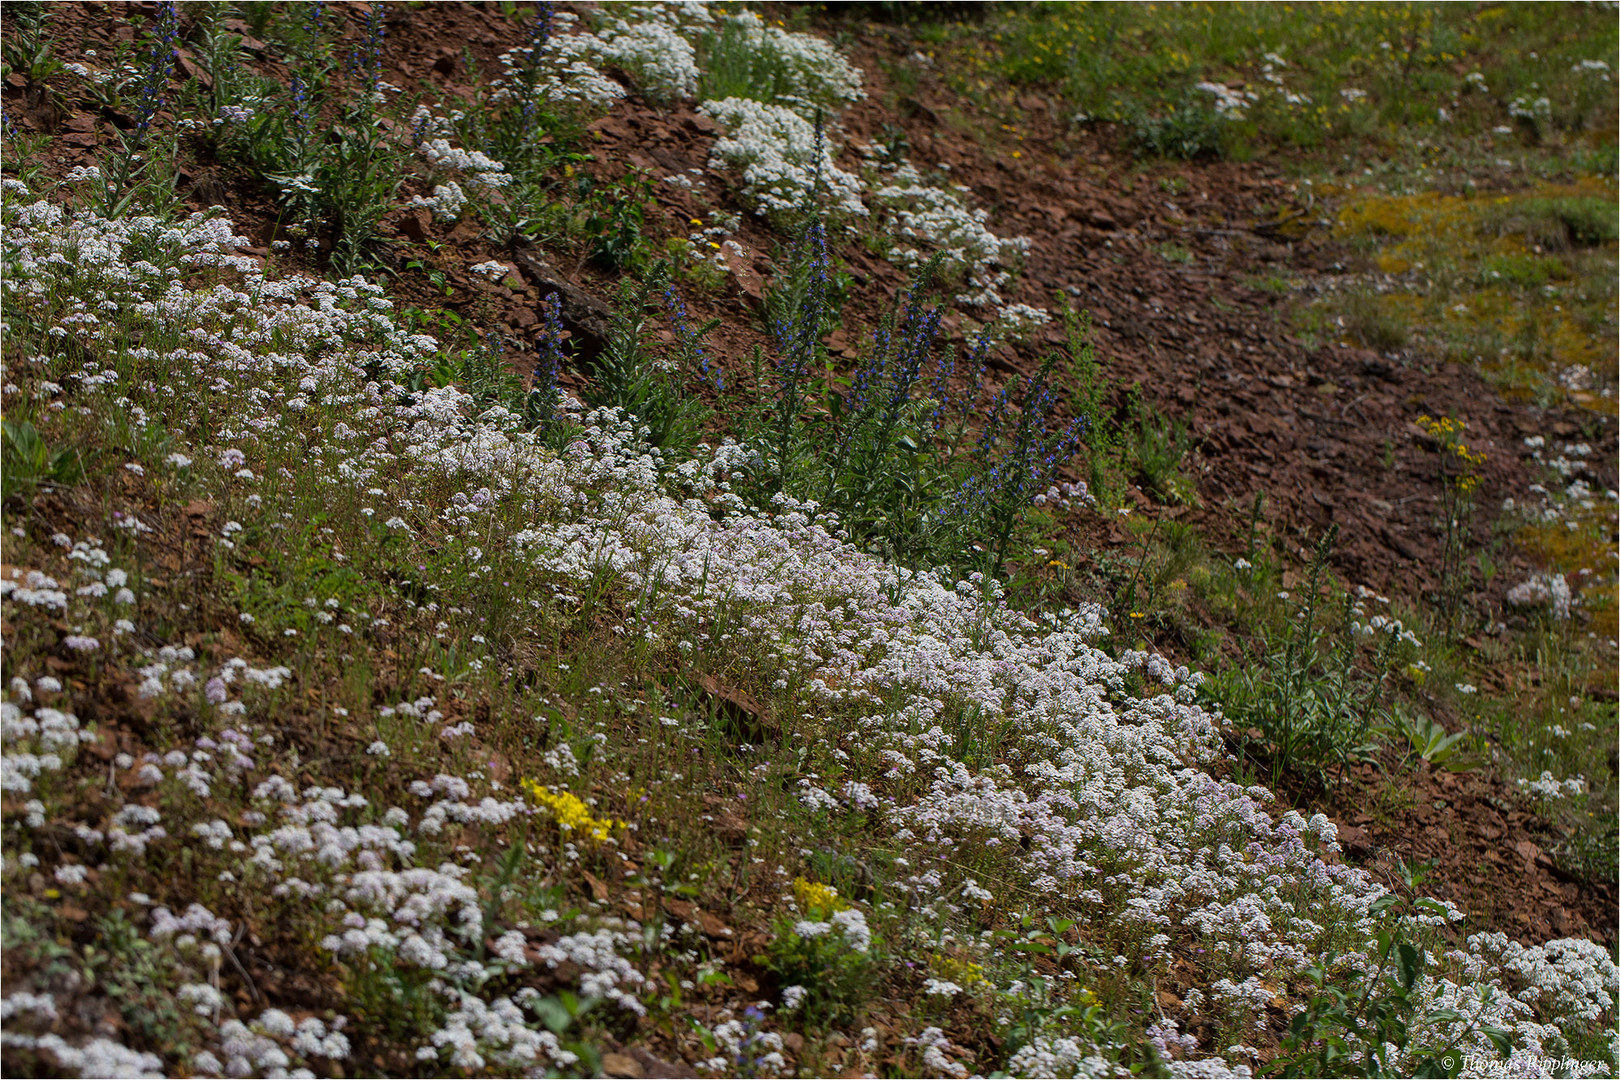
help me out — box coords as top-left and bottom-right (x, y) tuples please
(469, 260), (513, 280)
(1508, 94), (1553, 126)
(590, 3), (709, 102)
(403, 135), (509, 221)
(703, 1013), (787, 1075)
(871, 163), (1032, 308)
(418, 138), (511, 188)
(905, 1026), (970, 1078)
(705, 11), (864, 115)
(4, 190), (1614, 1079)
(698, 97), (867, 223)
(418, 991), (578, 1072)
(792, 907), (871, 953)
(1196, 81), (1258, 120)
(487, 12), (626, 114)
(1517, 769), (1586, 801)
(1506, 571), (1572, 620)
(996, 301), (1054, 338)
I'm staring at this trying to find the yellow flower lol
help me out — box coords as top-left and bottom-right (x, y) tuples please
(931, 952), (989, 988)
(793, 876), (847, 915)
(522, 779), (623, 844)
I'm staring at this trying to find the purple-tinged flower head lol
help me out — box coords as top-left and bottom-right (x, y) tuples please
(773, 219), (829, 392)
(529, 2), (554, 53)
(289, 74), (311, 128)
(931, 333), (985, 429)
(131, 1), (181, 140)
(849, 320), (891, 415)
(528, 292), (565, 426)
(408, 106), (430, 148)
(806, 110), (829, 208)
(663, 284), (719, 390)
(974, 378), (1016, 461)
(303, 1), (325, 40)
(884, 296), (942, 426)
(347, 3), (387, 90)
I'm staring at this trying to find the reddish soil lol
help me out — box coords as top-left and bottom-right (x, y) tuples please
(6, 0), (1614, 967)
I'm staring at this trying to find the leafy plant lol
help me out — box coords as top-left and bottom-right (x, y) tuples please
(582, 172), (652, 273)
(759, 883), (876, 1026)
(737, 203), (1091, 574)
(1128, 391), (1196, 505)
(1341, 289), (1410, 353)
(1389, 708), (1472, 771)
(2, 419), (85, 502)
(1211, 527), (1400, 789)
(1417, 414), (1486, 637)
(1128, 92), (1229, 161)
(582, 260), (713, 455)
(1, 1), (65, 85)
(1270, 896), (1513, 1077)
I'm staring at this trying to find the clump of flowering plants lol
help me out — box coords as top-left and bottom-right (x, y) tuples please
(0, 181), (1612, 1078)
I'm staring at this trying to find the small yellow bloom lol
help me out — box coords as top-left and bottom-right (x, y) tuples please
(523, 778), (623, 844)
(793, 876), (847, 915)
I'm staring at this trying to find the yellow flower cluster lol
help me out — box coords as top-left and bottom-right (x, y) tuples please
(1418, 413), (1464, 439)
(1419, 414), (1486, 491)
(930, 953), (988, 989)
(521, 779), (623, 844)
(793, 877), (848, 915)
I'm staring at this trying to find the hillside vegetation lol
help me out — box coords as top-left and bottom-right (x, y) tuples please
(1, 2), (1616, 1078)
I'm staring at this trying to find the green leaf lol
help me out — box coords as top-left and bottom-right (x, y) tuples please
(1397, 942), (1423, 992)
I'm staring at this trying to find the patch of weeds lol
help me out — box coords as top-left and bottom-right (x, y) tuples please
(1330, 183), (1616, 408)
(1246, 271), (1292, 295)
(1155, 241), (1195, 265)
(736, 220), (1087, 574)
(1275, 891), (1514, 1078)
(582, 259), (714, 455)
(1062, 309), (1129, 504)
(1495, 196), (1619, 249)
(1127, 94), (1229, 161)
(1478, 251), (1569, 289)
(1208, 528), (1410, 791)
(1, 1), (65, 85)
(760, 879), (877, 1027)
(1104, 515), (1206, 646)
(86, 909), (195, 1054)
(1, 418), (86, 503)
(1126, 392), (1196, 505)
(1415, 414), (1487, 637)
(580, 171), (654, 274)
(1339, 289), (1410, 353)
